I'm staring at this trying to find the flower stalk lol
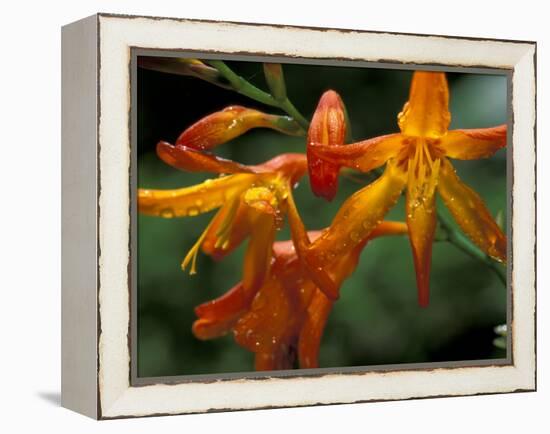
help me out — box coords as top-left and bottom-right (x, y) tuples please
(208, 60), (310, 131)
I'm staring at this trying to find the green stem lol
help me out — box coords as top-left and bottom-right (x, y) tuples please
(208, 60), (275, 105)
(278, 99), (310, 130)
(437, 210), (506, 286)
(208, 60), (310, 131)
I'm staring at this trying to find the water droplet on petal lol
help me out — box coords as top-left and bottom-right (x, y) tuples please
(160, 208), (174, 218)
(350, 231), (361, 242)
(187, 206), (200, 216)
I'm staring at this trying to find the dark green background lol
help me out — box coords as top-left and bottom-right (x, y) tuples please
(137, 59), (507, 378)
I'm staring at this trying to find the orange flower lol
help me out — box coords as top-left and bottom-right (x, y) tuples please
(139, 148), (310, 296)
(193, 221), (408, 370)
(307, 72), (507, 306)
(140, 103), (337, 297)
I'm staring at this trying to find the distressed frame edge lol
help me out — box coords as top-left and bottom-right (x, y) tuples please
(61, 13), (100, 420)
(94, 11), (537, 46)
(510, 43), (537, 389)
(94, 14), (536, 419)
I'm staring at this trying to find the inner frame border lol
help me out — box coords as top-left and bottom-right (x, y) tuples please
(129, 48), (514, 387)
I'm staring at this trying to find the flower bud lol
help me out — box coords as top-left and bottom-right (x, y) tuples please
(176, 106), (302, 150)
(263, 63), (287, 102)
(307, 90), (347, 201)
(137, 57), (231, 88)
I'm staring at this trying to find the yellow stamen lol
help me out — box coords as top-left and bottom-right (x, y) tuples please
(214, 198), (241, 249)
(422, 140), (434, 170)
(407, 140), (421, 193)
(427, 158), (441, 198)
(182, 219), (215, 275)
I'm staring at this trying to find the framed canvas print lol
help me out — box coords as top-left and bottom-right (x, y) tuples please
(61, 13), (536, 419)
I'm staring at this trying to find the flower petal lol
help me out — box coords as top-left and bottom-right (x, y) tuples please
(192, 282), (249, 340)
(298, 290), (333, 369)
(193, 315), (242, 341)
(195, 282), (249, 320)
(201, 199), (251, 260)
(241, 188), (279, 294)
(308, 133), (403, 173)
(406, 162), (439, 307)
(369, 221), (409, 239)
(233, 277), (300, 370)
(138, 173), (254, 218)
(157, 141), (253, 174)
(398, 71), (451, 139)
(437, 158), (506, 263)
(441, 125), (507, 160)
(251, 153), (308, 186)
(284, 183), (311, 253)
(284, 182), (342, 301)
(307, 90), (347, 201)
(272, 230), (323, 262)
(305, 160), (407, 294)
(235, 275), (316, 371)
(175, 106), (302, 151)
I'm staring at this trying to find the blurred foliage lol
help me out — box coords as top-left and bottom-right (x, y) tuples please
(137, 59), (507, 377)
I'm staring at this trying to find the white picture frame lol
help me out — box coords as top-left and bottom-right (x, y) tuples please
(61, 13), (536, 419)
